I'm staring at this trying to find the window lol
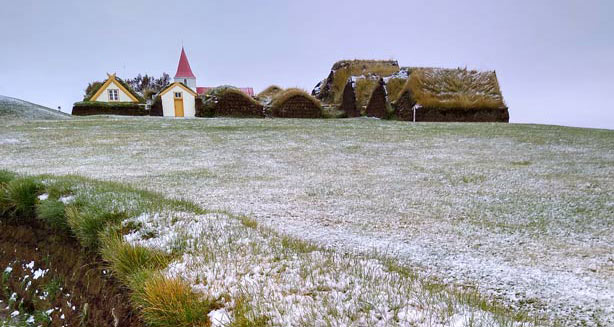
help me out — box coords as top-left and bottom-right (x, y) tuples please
(174, 92), (182, 99)
(108, 89), (119, 101)
(184, 79), (187, 84)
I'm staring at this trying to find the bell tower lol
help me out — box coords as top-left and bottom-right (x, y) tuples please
(174, 47), (196, 90)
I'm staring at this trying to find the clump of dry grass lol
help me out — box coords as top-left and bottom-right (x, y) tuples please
(271, 88), (321, 110)
(100, 231), (171, 284)
(256, 85), (283, 99)
(130, 273), (219, 327)
(404, 68), (506, 109)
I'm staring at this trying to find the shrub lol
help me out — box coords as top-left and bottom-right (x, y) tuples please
(36, 199), (68, 231)
(66, 206), (127, 249)
(100, 232), (170, 284)
(72, 101), (148, 116)
(0, 177), (41, 219)
(130, 273), (218, 327)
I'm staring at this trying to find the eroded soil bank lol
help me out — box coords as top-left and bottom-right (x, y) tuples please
(0, 221), (143, 327)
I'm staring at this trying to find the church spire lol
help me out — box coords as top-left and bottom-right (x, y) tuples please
(174, 47), (196, 79)
(173, 47), (196, 90)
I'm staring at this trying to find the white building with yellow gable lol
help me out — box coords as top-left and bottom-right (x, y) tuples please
(88, 73), (140, 103)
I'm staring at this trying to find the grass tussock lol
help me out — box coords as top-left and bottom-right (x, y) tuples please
(0, 170), (17, 185)
(0, 177), (41, 219)
(66, 205), (127, 249)
(405, 68), (506, 109)
(271, 88), (321, 110)
(36, 199), (68, 231)
(256, 85), (283, 99)
(130, 273), (218, 327)
(45, 179), (73, 199)
(100, 231), (171, 284)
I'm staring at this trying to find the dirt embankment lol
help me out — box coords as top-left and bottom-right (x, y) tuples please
(0, 221), (143, 327)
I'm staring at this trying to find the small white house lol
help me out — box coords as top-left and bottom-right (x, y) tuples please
(159, 82), (197, 118)
(88, 73), (140, 103)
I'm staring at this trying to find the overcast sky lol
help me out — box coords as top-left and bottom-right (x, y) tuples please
(0, 0), (612, 129)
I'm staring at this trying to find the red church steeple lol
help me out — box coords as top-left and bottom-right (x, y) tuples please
(174, 47), (196, 79)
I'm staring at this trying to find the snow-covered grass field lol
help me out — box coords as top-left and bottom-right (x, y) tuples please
(1, 116), (612, 326)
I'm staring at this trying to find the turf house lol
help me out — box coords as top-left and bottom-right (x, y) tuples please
(73, 53), (509, 121)
(72, 73), (147, 116)
(312, 60), (510, 122)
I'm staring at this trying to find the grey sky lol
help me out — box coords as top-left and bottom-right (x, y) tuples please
(1, 0), (612, 129)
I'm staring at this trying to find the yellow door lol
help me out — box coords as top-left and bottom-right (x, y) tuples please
(174, 98), (184, 117)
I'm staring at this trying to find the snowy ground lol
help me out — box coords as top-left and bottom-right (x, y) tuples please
(1, 116), (613, 326)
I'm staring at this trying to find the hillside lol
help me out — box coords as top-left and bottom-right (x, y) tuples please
(0, 95), (71, 120)
(1, 117), (612, 326)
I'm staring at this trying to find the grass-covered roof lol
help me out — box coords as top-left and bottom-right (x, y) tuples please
(256, 85), (283, 99)
(402, 68), (506, 110)
(271, 88), (321, 109)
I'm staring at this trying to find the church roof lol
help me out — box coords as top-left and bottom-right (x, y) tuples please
(174, 47), (196, 79)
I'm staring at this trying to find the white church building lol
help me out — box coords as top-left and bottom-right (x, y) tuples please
(159, 47), (255, 118)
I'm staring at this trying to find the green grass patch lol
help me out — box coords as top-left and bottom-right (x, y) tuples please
(281, 236), (318, 253)
(0, 177), (42, 219)
(511, 160), (532, 166)
(229, 295), (269, 327)
(239, 215), (258, 229)
(100, 231), (171, 284)
(0, 170), (17, 185)
(66, 205), (127, 249)
(36, 199), (68, 231)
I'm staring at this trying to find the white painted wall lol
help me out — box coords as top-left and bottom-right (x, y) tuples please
(174, 77), (196, 91)
(92, 80), (135, 102)
(161, 84), (196, 118)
